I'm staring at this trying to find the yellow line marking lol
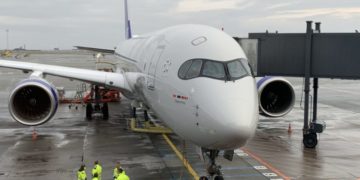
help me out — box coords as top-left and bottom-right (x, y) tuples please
(129, 118), (172, 134)
(242, 148), (290, 180)
(162, 134), (200, 180)
(129, 117), (198, 179)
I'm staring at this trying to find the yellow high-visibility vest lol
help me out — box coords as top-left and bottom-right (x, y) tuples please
(116, 173), (130, 180)
(92, 164), (102, 180)
(114, 168), (127, 179)
(113, 168), (119, 179)
(77, 170), (87, 180)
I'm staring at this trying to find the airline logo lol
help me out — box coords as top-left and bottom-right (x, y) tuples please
(173, 94), (189, 100)
(172, 94), (189, 104)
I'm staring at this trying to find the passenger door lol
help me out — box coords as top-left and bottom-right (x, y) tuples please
(147, 45), (165, 90)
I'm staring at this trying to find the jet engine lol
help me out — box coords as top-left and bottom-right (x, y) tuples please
(8, 78), (59, 126)
(257, 76), (295, 117)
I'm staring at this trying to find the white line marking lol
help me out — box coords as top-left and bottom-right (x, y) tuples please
(254, 166), (267, 170)
(263, 173), (278, 177)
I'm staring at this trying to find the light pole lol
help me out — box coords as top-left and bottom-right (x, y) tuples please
(6, 29), (9, 50)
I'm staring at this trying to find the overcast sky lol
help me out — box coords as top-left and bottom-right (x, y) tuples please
(0, 0), (359, 50)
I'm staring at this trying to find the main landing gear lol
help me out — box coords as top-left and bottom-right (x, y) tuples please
(86, 102), (109, 120)
(85, 85), (109, 120)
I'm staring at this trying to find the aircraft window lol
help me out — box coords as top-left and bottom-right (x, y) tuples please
(227, 60), (248, 79)
(185, 59), (202, 79)
(178, 60), (192, 79)
(178, 58), (251, 80)
(201, 61), (226, 79)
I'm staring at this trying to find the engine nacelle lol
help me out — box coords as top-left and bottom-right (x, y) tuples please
(9, 78), (59, 126)
(257, 76), (295, 117)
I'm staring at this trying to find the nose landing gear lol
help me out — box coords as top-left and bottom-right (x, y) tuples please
(205, 150), (224, 180)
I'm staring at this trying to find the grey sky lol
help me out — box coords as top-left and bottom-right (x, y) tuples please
(0, 0), (359, 50)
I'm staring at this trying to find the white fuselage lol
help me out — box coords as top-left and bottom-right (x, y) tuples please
(115, 24), (259, 150)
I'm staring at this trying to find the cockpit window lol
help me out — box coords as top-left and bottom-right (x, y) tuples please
(227, 60), (248, 79)
(178, 60), (192, 79)
(178, 58), (252, 81)
(185, 59), (202, 79)
(202, 61), (225, 79)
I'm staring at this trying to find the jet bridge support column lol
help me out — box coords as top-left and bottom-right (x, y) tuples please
(303, 21), (326, 148)
(312, 22), (321, 124)
(309, 22), (326, 142)
(302, 21), (319, 148)
(303, 21), (312, 134)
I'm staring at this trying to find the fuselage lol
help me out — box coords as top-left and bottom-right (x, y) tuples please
(115, 24), (259, 150)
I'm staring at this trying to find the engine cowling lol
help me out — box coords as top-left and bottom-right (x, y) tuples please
(257, 76), (295, 117)
(9, 78), (59, 126)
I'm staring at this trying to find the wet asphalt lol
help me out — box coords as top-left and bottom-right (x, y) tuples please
(0, 51), (360, 180)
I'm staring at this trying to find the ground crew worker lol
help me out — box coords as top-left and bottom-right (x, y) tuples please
(113, 162), (122, 180)
(116, 168), (129, 180)
(77, 164), (87, 180)
(92, 160), (102, 180)
(92, 173), (99, 180)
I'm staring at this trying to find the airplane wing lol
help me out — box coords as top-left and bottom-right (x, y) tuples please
(0, 59), (132, 93)
(74, 46), (115, 54)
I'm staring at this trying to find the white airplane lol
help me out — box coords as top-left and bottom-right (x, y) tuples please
(0, 0), (294, 177)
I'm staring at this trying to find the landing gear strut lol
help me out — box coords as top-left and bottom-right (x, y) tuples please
(205, 150), (224, 179)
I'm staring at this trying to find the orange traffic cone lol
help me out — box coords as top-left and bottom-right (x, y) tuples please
(288, 123), (292, 134)
(32, 130), (38, 140)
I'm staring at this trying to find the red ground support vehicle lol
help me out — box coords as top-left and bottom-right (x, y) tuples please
(83, 87), (120, 103)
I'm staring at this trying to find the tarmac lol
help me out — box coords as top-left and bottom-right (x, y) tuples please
(0, 51), (360, 180)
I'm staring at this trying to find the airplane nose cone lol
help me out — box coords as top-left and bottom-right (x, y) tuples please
(208, 95), (259, 149)
(193, 76), (259, 149)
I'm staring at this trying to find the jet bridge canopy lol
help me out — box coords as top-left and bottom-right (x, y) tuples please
(235, 31), (360, 79)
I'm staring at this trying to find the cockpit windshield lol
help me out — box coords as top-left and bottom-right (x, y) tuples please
(202, 61), (226, 79)
(178, 58), (253, 81)
(227, 60), (248, 79)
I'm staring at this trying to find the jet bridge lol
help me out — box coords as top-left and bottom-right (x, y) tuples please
(235, 21), (360, 148)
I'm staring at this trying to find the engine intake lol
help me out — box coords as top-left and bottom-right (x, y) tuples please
(257, 76), (295, 117)
(9, 78), (58, 126)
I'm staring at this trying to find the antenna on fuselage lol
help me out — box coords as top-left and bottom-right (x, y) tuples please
(124, 0), (132, 39)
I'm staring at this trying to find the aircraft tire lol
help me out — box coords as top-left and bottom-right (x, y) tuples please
(86, 103), (93, 120)
(303, 133), (317, 148)
(102, 103), (109, 120)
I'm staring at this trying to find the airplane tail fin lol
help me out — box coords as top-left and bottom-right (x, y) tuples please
(124, 0), (132, 39)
